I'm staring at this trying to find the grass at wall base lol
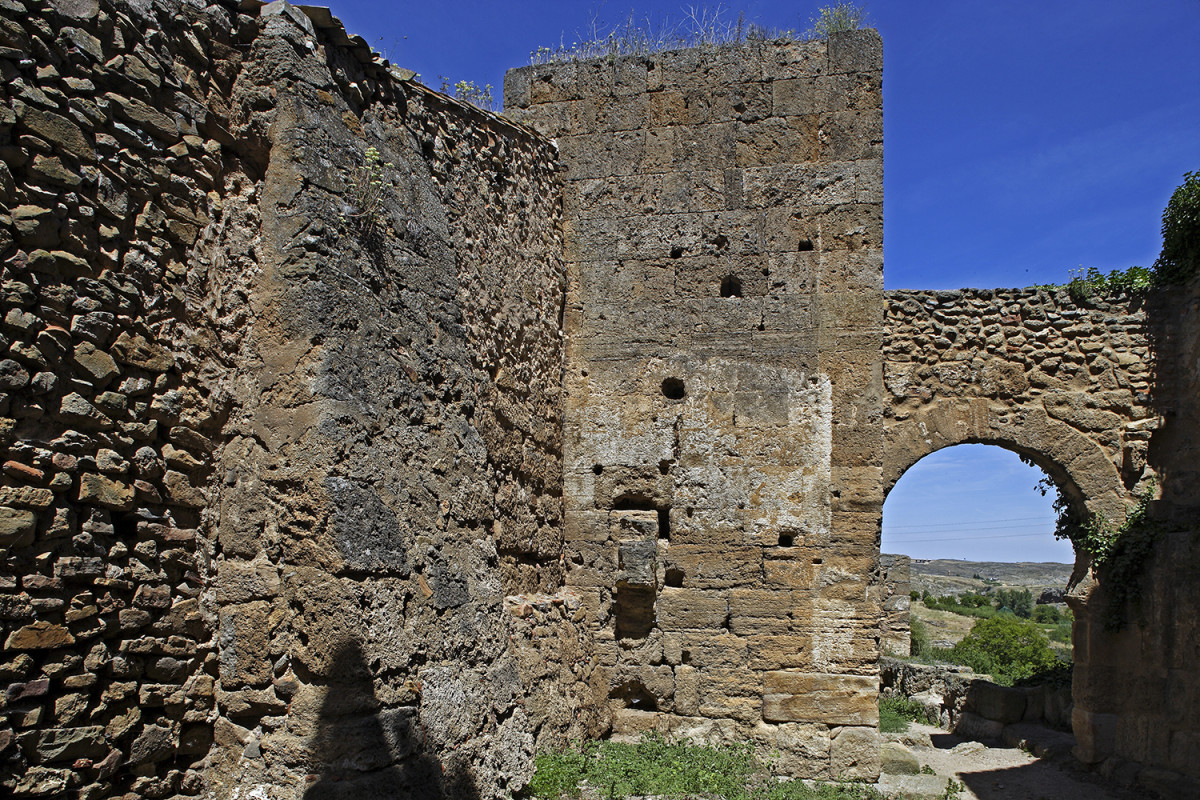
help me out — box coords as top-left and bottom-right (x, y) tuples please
(524, 733), (888, 799)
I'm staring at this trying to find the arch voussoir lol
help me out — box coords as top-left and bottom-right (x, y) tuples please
(884, 399), (1126, 520)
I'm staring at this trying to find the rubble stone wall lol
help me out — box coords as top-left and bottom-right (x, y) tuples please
(0, 1), (601, 798)
(1069, 281), (1200, 792)
(884, 286), (1200, 791)
(0, 0), (253, 795)
(883, 289), (1157, 517)
(506, 31), (886, 779)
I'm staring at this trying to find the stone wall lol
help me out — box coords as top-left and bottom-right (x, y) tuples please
(0, 1), (600, 798)
(0, 0), (250, 795)
(883, 285), (1200, 792)
(506, 31), (885, 779)
(1067, 280), (1200, 794)
(878, 554), (909, 657)
(5, 0), (1200, 795)
(884, 288), (1156, 516)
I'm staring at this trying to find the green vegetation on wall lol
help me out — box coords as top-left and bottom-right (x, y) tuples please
(529, 3), (869, 65)
(439, 76), (496, 110)
(1043, 170), (1200, 296)
(1074, 485), (1162, 630)
(343, 145), (396, 239)
(805, 2), (870, 38)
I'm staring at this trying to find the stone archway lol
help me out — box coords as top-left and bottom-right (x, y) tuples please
(884, 397), (1127, 524)
(882, 396), (1130, 619)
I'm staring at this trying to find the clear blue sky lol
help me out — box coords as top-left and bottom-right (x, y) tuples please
(882, 445), (1072, 563)
(325, 0), (1199, 562)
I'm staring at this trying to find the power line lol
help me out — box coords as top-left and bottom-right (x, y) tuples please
(884, 531), (1060, 543)
(884, 522), (1055, 536)
(883, 515), (1050, 530)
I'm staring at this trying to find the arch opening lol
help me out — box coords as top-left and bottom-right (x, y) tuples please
(883, 442), (1083, 564)
(880, 444), (1079, 732)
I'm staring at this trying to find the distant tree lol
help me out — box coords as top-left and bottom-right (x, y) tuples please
(959, 592), (990, 608)
(1011, 589), (1033, 619)
(1033, 604), (1060, 624)
(993, 588), (1033, 619)
(910, 616), (931, 657)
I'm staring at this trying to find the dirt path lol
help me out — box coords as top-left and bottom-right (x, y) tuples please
(887, 723), (1142, 800)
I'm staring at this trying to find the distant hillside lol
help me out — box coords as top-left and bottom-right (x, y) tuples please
(907, 558), (1073, 599)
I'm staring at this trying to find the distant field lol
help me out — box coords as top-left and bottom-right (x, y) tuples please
(909, 558), (1072, 599)
(907, 558), (1075, 657)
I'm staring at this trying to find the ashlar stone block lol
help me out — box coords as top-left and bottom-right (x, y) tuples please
(762, 671), (878, 725)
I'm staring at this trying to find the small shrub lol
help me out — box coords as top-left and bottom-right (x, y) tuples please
(910, 615), (930, 657)
(1047, 619), (1073, 645)
(949, 615), (1058, 685)
(942, 778), (966, 799)
(343, 146), (395, 237)
(1065, 265), (1153, 301)
(1032, 604), (1060, 624)
(439, 76), (495, 110)
(804, 2), (869, 38)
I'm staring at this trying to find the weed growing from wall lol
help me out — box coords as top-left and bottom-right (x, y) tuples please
(343, 145), (396, 239)
(439, 76), (495, 110)
(805, 2), (870, 38)
(529, 3), (868, 65)
(1064, 265), (1154, 301)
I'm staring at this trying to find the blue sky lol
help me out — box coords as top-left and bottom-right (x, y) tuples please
(882, 445), (1072, 563)
(326, 0), (1199, 562)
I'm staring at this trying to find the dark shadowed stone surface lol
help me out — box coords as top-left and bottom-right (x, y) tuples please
(325, 477), (410, 575)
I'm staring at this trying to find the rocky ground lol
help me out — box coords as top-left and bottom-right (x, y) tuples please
(879, 722), (1142, 800)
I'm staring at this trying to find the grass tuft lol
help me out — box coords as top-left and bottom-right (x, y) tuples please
(879, 695), (934, 733)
